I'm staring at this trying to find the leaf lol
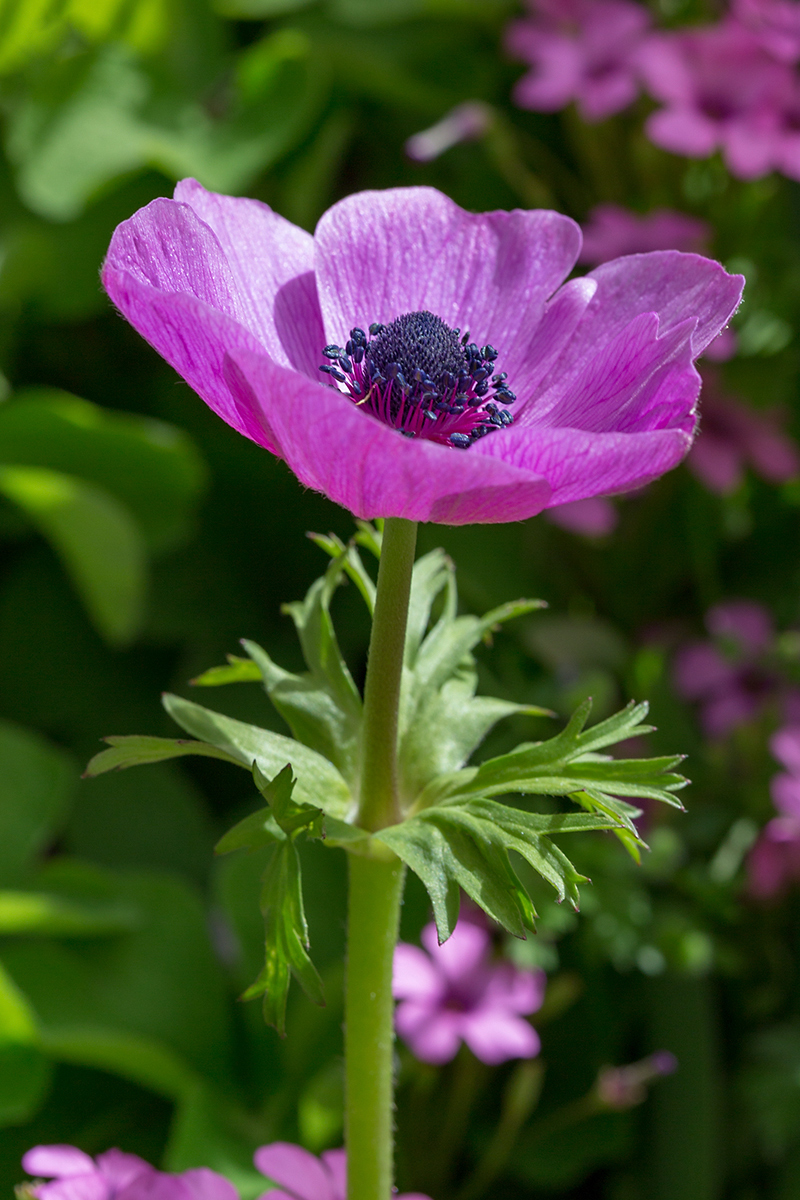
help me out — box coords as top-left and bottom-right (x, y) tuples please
(252, 763), (325, 840)
(0, 890), (139, 936)
(422, 699), (686, 811)
(0, 958), (50, 1126)
(161, 694), (354, 820)
(192, 657), (264, 687)
(307, 531), (376, 614)
(215, 809), (285, 856)
(84, 735), (242, 777)
(242, 841), (324, 1035)
(40, 1026), (200, 1102)
(0, 464), (147, 646)
(0, 718), (76, 886)
(0, 390), (205, 553)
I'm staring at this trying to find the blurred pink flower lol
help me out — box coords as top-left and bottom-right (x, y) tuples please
(393, 918), (545, 1065)
(673, 599), (776, 737)
(640, 19), (800, 180)
(687, 375), (799, 494)
(545, 495), (618, 536)
(733, 0), (800, 63)
(102, 183), (741, 525)
(748, 726), (800, 898)
(22, 1148), (236, 1200)
(701, 325), (738, 362)
(253, 1145), (429, 1200)
(507, 0), (650, 122)
(596, 1051), (678, 1109)
(578, 204), (710, 266)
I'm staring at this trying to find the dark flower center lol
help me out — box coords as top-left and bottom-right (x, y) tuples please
(319, 309), (516, 449)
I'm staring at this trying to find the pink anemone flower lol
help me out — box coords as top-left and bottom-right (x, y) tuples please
(506, 0), (651, 122)
(393, 918), (546, 1065)
(253, 1144), (429, 1200)
(102, 183), (742, 526)
(21, 1147), (236, 1200)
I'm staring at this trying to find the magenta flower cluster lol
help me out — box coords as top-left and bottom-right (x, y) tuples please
(508, 0), (800, 183)
(392, 917), (546, 1065)
(673, 599), (785, 739)
(21, 1145), (432, 1200)
(103, 183), (741, 526)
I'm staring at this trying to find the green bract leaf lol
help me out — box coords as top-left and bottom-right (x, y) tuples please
(252, 763), (325, 840)
(417, 700), (686, 812)
(307, 531), (376, 614)
(161, 694), (353, 820)
(242, 841), (324, 1035)
(84, 735), (242, 776)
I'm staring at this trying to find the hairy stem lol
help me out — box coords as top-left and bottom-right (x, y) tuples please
(357, 516), (418, 832)
(345, 852), (406, 1200)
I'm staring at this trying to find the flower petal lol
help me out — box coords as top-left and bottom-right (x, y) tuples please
(254, 1145), (335, 1200)
(460, 1010), (540, 1064)
(401, 1012), (463, 1064)
(313, 187), (580, 387)
(23, 1149), (97, 1180)
(420, 919), (490, 983)
(320, 1150), (346, 1200)
(178, 1170), (239, 1200)
(224, 347), (552, 524)
(173, 180), (325, 377)
(393, 943), (444, 1000)
(476, 421), (692, 507)
(95, 1153), (152, 1192)
(102, 270), (277, 453)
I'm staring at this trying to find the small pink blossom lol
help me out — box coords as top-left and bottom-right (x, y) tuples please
(507, 0), (651, 122)
(748, 726), (800, 898)
(21, 1147), (236, 1200)
(687, 374), (799, 494)
(640, 18), (800, 181)
(673, 600), (776, 738)
(393, 918), (545, 1065)
(253, 1145), (429, 1200)
(596, 1051), (678, 1109)
(578, 204), (710, 266)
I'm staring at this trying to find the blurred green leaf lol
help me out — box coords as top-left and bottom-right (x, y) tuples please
(0, 959), (51, 1126)
(40, 1026), (201, 1101)
(0, 0), (171, 74)
(0, 391), (206, 552)
(0, 718), (75, 886)
(0, 890), (139, 936)
(0, 464), (147, 646)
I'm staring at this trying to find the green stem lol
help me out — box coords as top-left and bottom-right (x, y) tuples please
(345, 516), (418, 1200)
(345, 852), (405, 1200)
(357, 516), (418, 832)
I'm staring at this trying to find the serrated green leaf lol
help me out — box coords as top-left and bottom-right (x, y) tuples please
(403, 548), (454, 668)
(214, 809), (285, 856)
(252, 763), (324, 840)
(243, 842), (324, 1035)
(84, 735), (241, 777)
(161, 694), (353, 820)
(191, 658), (262, 687)
(308, 531), (376, 614)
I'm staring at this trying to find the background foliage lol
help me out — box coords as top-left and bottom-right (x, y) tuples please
(1, 0), (799, 1197)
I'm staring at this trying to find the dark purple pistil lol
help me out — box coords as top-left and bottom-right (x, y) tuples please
(318, 309), (515, 449)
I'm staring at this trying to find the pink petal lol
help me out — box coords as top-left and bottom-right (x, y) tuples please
(23, 1150), (97, 1180)
(706, 599), (773, 652)
(312, 187), (581, 391)
(224, 347), (552, 524)
(402, 1012), (463, 1064)
(37, 1179), (109, 1200)
(702, 689), (758, 738)
(771, 726), (800, 774)
(484, 964), (547, 1014)
(687, 432), (743, 493)
(102, 271), (276, 453)
(395, 998), (441, 1041)
(392, 943), (443, 1001)
(645, 107), (721, 157)
(254, 1145), (335, 1200)
(420, 919), (490, 981)
(95, 1154), (152, 1192)
(673, 643), (735, 701)
(319, 1151), (346, 1200)
(476, 422), (692, 507)
(771, 772), (800, 818)
(177, 1170), (238, 1200)
(460, 1010), (540, 1064)
(173, 180), (324, 378)
(545, 496), (618, 536)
